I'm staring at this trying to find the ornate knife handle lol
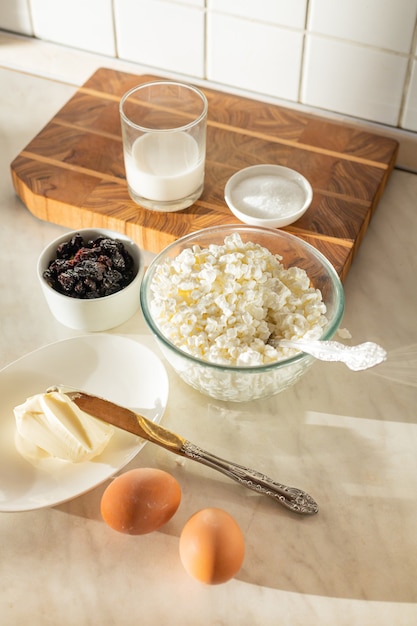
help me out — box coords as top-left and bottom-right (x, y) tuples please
(181, 442), (318, 515)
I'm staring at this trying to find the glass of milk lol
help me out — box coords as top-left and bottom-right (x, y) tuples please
(120, 81), (208, 212)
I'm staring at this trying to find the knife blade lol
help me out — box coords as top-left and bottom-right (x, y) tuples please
(61, 387), (186, 453)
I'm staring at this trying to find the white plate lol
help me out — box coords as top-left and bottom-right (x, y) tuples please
(0, 334), (169, 512)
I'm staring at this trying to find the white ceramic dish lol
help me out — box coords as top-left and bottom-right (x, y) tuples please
(225, 164), (313, 228)
(0, 334), (169, 512)
(38, 228), (144, 332)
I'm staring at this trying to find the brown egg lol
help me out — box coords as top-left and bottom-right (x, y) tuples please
(100, 468), (181, 535)
(179, 507), (245, 584)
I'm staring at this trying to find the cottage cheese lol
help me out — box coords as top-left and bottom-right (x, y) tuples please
(150, 233), (327, 367)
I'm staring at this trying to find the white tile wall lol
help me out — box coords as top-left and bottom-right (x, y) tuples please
(208, 0), (307, 29)
(207, 13), (304, 101)
(302, 35), (409, 126)
(308, 0), (417, 54)
(29, 0), (115, 56)
(114, 0), (205, 78)
(0, 0), (32, 35)
(401, 59), (417, 131)
(0, 0), (416, 138)
(175, 0), (205, 6)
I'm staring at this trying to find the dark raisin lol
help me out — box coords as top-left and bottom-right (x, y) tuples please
(103, 268), (123, 290)
(56, 233), (84, 259)
(76, 260), (107, 280)
(97, 254), (112, 268)
(43, 232), (137, 299)
(73, 247), (97, 263)
(73, 280), (86, 297)
(58, 269), (78, 293)
(97, 237), (118, 252)
(83, 276), (98, 292)
(111, 250), (126, 270)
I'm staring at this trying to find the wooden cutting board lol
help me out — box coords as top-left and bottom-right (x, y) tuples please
(11, 68), (398, 281)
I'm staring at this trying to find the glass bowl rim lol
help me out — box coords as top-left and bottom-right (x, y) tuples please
(140, 224), (345, 373)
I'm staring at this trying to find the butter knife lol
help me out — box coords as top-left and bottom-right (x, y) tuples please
(54, 387), (318, 516)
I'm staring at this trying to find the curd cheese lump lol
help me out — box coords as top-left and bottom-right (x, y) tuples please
(149, 233), (328, 367)
(14, 391), (114, 463)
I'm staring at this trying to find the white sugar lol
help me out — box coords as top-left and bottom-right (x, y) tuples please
(233, 174), (306, 219)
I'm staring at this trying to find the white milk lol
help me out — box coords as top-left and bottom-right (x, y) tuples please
(125, 131), (204, 202)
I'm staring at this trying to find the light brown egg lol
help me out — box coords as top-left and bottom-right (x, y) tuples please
(179, 507), (245, 584)
(100, 468), (181, 535)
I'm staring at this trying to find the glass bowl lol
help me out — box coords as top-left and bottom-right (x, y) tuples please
(140, 225), (344, 402)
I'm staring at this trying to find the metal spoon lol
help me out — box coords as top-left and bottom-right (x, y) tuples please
(277, 338), (387, 371)
(51, 387), (318, 516)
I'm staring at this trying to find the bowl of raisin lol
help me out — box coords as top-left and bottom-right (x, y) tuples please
(38, 228), (144, 331)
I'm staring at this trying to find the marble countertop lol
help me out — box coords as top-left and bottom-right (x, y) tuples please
(1, 33), (416, 626)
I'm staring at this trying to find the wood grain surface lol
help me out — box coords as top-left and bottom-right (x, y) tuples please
(10, 68), (398, 280)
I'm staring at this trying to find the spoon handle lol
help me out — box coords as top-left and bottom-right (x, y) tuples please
(279, 339), (387, 371)
(181, 442), (318, 515)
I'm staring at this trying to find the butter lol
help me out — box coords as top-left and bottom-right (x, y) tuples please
(14, 391), (114, 463)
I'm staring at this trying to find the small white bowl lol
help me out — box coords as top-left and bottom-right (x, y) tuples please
(38, 228), (144, 331)
(225, 164), (313, 228)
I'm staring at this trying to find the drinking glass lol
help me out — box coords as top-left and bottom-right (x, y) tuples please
(120, 81), (208, 212)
